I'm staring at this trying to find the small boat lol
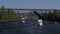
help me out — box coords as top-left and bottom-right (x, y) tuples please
(22, 20), (25, 23)
(22, 18), (25, 23)
(38, 20), (43, 26)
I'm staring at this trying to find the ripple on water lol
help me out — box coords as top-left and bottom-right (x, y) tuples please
(0, 20), (60, 34)
(0, 20), (38, 34)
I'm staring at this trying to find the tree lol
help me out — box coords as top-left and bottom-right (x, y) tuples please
(43, 11), (60, 22)
(0, 6), (20, 20)
(0, 6), (8, 20)
(7, 9), (19, 20)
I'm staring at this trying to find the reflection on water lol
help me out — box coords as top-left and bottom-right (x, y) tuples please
(0, 20), (60, 34)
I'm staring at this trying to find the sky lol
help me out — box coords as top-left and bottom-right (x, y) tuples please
(0, 0), (60, 9)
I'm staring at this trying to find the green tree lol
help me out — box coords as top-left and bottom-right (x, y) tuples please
(0, 6), (20, 20)
(7, 9), (19, 20)
(0, 6), (8, 20)
(43, 11), (60, 22)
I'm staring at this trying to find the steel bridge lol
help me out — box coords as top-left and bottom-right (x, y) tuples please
(0, 8), (60, 13)
(0, 8), (60, 20)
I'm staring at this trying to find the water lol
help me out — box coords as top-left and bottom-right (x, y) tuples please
(0, 20), (60, 34)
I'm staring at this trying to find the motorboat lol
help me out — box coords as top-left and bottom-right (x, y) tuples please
(38, 20), (43, 26)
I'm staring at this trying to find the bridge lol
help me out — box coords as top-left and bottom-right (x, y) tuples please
(0, 8), (60, 20)
(0, 8), (60, 13)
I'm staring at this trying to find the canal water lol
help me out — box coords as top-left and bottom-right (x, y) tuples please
(0, 20), (60, 34)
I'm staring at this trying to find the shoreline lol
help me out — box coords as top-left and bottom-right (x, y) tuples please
(0, 19), (60, 22)
(0, 20), (18, 22)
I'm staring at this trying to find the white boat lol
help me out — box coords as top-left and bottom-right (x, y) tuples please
(22, 20), (25, 23)
(38, 20), (43, 26)
(22, 18), (25, 23)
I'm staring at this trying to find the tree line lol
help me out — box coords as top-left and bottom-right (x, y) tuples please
(43, 10), (60, 22)
(0, 6), (19, 20)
